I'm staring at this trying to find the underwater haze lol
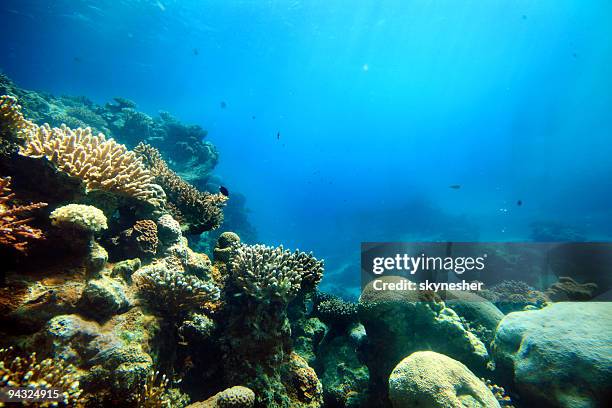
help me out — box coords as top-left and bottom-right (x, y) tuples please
(1, 0), (611, 296)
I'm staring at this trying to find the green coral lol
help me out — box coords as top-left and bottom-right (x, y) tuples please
(230, 243), (323, 303)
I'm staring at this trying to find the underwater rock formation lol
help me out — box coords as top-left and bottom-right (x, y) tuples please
(388, 351), (500, 408)
(477, 280), (549, 314)
(135, 142), (227, 234)
(358, 276), (490, 405)
(545, 276), (598, 301)
(492, 302), (612, 408)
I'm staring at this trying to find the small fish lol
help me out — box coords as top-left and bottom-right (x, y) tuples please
(517, 200), (522, 206)
(73, 57), (81, 63)
(219, 185), (229, 197)
(193, 48), (199, 56)
(522, 14), (527, 20)
(252, 115), (256, 120)
(449, 184), (461, 189)
(220, 101), (227, 109)
(277, 131), (280, 140)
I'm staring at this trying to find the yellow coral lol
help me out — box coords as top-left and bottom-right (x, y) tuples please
(0, 347), (83, 407)
(0, 95), (36, 139)
(0, 95), (165, 207)
(20, 124), (164, 206)
(50, 203), (108, 232)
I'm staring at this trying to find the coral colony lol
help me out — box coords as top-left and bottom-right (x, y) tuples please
(1, 73), (610, 408)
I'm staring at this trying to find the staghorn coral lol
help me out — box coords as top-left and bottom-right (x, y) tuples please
(135, 142), (227, 233)
(18, 122), (165, 206)
(50, 203), (107, 233)
(230, 243), (324, 303)
(0, 176), (47, 252)
(133, 263), (220, 318)
(0, 347), (83, 407)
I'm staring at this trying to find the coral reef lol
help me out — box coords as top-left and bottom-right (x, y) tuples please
(133, 263), (220, 318)
(0, 347), (83, 406)
(312, 292), (359, 331)
(477, 279), (550, 313)
(388, 351), (500, 408)
(0, 176), (47, 252)
(135, 142), (227, 234)
(230, 243), (324, 303)
(358, 276), (490, 405)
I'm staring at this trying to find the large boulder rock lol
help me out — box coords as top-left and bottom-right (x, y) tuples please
(388, 351), (500, 408)
(492, 302), (612, 408)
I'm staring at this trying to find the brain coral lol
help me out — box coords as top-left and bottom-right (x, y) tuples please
(50, 203), (108, 232)
(216, 385), (256, 408)
(388, 351), (500, 408)
(230, 243), (324, 303)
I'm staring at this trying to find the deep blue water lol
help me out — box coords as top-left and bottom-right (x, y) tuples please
(1, 1), (611, 295)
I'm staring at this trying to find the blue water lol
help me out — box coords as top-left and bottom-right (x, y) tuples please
(1, 0), (611, 295)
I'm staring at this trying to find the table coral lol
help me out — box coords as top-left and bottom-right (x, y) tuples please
(0, 176), (47, 252)
(134, 142), (227, 233)
(230, 243), (324, 303)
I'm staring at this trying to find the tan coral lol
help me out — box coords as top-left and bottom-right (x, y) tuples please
(19, 123), (164, 206)
(0, 94), (36, 139)
(135, 142), (227, 233)
(132, 219), (159, 256)
(0, 176), (47, 252)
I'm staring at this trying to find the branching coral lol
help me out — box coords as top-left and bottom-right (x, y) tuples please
(0, 95), (36, 140)
(0, 176), (47, 252)
(134, 142), (227, 233)
(19, 123), (164, 206)
(313, 292), (358, 329)
(133, 263), (220, 317)
(230, 243), (324, 303)
(135, 370), (189, 408)
(1, 95), (165, 206)
(0, 347), (83, 406)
